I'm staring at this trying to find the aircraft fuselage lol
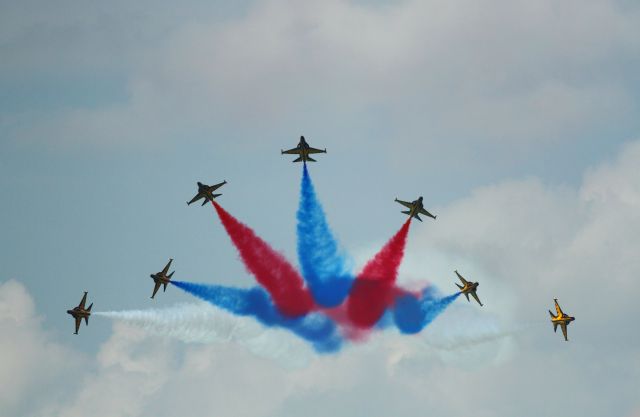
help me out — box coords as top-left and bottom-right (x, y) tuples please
(67, 292), (92, 334)
(459, 281), (480, 301)
(188, 181), (225, 206)
(292, 141), (312, 160)
(549, 299), (575, 341)
(409, 197), (424, 217)
(461, 282), (479, 292)
(149, 259), (174, 298)
(281, 136), (326, 162)
(150, 273), (171, 285)
(551, 315), (574, 325)
(66, 308), (90, 318)
(454, 271), (483, 306)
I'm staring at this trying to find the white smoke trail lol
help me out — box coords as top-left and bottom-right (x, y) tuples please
(422, 321), (517, 351)
(94, 303), (315, 368)
(418, 305), (545, 351)
(379, 307), (538, 374)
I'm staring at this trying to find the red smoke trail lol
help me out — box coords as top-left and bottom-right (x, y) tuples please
(322, 304), (372, 342)
(346, 219), (412, 328)
(212, 201), (314, 317)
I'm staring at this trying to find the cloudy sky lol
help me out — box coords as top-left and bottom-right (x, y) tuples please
(2, 0), (640, 416)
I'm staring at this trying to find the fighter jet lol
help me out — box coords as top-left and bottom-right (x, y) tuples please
(281, 136), (326, 163)
(549, 298), (575, 341)
(187, 180), (226, 206)
(66, 292), (93, 335)
(150, 258), (174, 299)
(394, 196), (436, 221)
(454, 270), (483, 306)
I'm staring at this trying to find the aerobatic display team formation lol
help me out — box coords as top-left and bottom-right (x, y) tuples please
(66, 136), (576, 354)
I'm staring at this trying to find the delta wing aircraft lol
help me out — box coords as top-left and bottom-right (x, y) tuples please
(66, 292), (93, 334)
(394, 196), (436, 221)
(150, 258), (175, 299)
(281, 136), (326, 162)
(455, 270), (483, 306)
(187, 180), (226, 206)
(549, 299), (575, 341)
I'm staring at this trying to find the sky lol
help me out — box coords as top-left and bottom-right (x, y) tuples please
(1, 0), (640, 416)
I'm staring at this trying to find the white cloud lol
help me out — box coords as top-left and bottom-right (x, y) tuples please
(4, 138), (640, 416)
(406, 139), (640, 350)
(6, 0), (640, 152)
(0, 280), (84, 417)
(3, 2), (640, 414)
(56, 324), (174, 417)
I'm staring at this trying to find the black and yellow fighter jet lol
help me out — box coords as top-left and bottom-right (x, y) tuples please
(549, 299), (575, 341)
(66, 292), (93, 334)
(455, 270), (483, 306)
(187, 180), (226, 206)
(394, 196), (436, 221)
(150, 259), (175, 299)
(281, 136), (326, 162)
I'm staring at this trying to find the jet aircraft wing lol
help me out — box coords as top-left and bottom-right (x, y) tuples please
(74, 317), (82, 334)
(554, 299), (564, 316)
(470, 291), (483, 306)
(419, 207), (436, 219)
(281, 148), (301, 155)
(211, 181), (227, 191)
(78, 292), (87, 309)
(187, 194), (203, 205)
(151, 281), (162, 299)
(455, 270), (469, 285)
(560, 322), (568, 341)
(161, 259), (173, 275)
(395, 199), (414, 209)
(306, 147), (326, 154)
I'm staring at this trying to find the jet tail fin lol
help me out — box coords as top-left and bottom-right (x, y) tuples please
(84, 316), (89, 325)
(455, 283), (464, 290)
(293, 156), (304, 163)
(549, 310), (555, 319)
(87, 303), (93, 312)
(401, 210), (423, 221)
(212, 193), (221, 199)
(168, 271), (174, 280)
(306, 156), (316, 162)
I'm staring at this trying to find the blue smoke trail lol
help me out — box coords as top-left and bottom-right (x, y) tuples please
(393, 287), (461, 334)
(172, 281), (342, 353)
(297, 164), (353, 307)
